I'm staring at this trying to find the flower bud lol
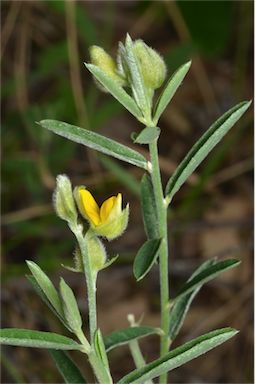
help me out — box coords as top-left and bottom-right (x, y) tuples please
(89, 45), (126, 88)
(133, 40), (167, 89)
(74, 187), (129, 241)
(85, 230), (107, 279)
(53, 175), (77, 223)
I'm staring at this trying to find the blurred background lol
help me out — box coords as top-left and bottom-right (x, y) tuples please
(1, 1), (254, 383)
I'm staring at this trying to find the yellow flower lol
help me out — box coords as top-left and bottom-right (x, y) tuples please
(74, 187), (129, 240)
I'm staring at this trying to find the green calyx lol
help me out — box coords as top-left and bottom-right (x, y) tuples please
(89, 45), (126, 89)
(92, 204), (129, 241)
(53, 175), (78, 224)
(133, 39), (167, 90)
(85, 231), (107, 279)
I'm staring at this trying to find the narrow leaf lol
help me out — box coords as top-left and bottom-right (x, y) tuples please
(118, 328), (238, 384)
(140, 174), (159, 239)
(94, 329), (110, 372)
(38, 119), (148, 170)
(165, 101), (251, 201)
(169, 258), (216, 341)
(49, 350), (87, 383)
(59, 278), (82, 332)
(26, 275), (71, 331)
(134, 127), (160, 144)
(175, 259), (240, 300)
(133, 238), (162, 281)
(85, 63), (142, 120)
(125, 34), (149, 113)
(0, 329), (82, 351)
(26, 261), (63, 315)
(104, 326), (160, 352)
(153, 61), (192, 124)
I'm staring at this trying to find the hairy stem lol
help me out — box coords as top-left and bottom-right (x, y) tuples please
(76, 329), (91, 353)
(88, 352), (113, 384)
(73, 226), (113, 383)
(149, 139), (170, 384)
(72, 225), (97, 341)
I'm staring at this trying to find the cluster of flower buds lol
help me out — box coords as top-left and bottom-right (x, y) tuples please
(53, 175), (128, 277)
(88, 34), (167, 121)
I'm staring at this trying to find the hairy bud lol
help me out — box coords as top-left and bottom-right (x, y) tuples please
(53, 175), (77, 224)
(133, 40), (167, 89)
(89, 45), (126, 89)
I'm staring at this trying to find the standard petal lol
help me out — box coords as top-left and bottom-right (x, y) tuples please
(100, 196), (116, 223)
(107, 193), (122, 222)
(80, 189), (100, 225)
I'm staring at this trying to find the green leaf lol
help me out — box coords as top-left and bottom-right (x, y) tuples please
(49, 350), (87, 383)
(85, 63), (142, 120)
(104, 326), (160, 352)
(169, 258), (216, 341)
(133, 239), (162, 281)
(118, 328), (238, 384)
(153, 61), (192, 124)
(124, 34), (149, 113)
(175, 259), (240, 300)
(140, 174), (159, 239)
(134, 127), (160, 144)
(0, 329), (83, 351)
(94, 329), (110, 372)
(26, 261), (63, 315)
(165, 101), (251, 202)
(38, 119), (148, 170)
(26, 275), (71, 331)
(59, 278), (82, 332)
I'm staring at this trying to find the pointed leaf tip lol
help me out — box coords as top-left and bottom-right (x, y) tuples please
(165, 101), (251, 201)
(153, 61), (192, 123)
(118, 327), (238, 383)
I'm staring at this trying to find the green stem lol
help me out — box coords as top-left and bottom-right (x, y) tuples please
(129, 339), (146, 368)
(72, 225), (97, 341)
(149, 139), (170, 384)
(88, 352), (113, 384)
(73, 227), (113, 383)
(129, 340), (153, 384)
(76, 329), (91, 353)
(76, 329), (112, 384)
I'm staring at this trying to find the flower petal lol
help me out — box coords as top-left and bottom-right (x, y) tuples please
(79, 189), (100, 225)
(100, 196), (116, 223)
(107, 193), (122, 221)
